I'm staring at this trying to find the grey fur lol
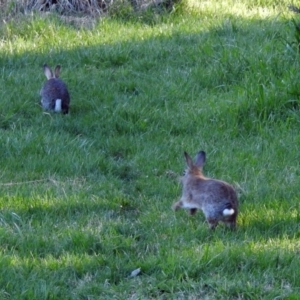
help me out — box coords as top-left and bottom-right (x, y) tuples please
(40, 64), (70, 114)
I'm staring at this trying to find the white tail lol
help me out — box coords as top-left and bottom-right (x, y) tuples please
(54, 99), (62, 112)
(223, 208), (235, 216)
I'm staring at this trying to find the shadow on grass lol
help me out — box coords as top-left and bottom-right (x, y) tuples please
(0, 13), (299, 135)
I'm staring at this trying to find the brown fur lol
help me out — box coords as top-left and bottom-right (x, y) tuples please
(172, 151), (239, 230)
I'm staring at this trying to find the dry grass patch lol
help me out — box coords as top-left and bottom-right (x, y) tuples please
(1, 0), (180, 17)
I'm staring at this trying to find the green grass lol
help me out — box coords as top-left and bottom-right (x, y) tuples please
(1, 0), (300, 298)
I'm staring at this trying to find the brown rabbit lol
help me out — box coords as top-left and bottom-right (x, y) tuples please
(172, 151), (238, 230)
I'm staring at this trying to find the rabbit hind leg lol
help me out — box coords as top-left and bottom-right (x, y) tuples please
(207, 217), (218, 230)
(189, 208), (197, 215)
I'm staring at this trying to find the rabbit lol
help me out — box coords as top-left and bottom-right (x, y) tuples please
(40, 64), (70, 114)
(172, 150), (238, 230)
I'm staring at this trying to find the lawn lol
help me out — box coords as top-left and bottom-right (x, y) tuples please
(1, 0), (300, 298)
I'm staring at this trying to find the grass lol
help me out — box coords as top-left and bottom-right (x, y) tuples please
(1, 0), (300, 298)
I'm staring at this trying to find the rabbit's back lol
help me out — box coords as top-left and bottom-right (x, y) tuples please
(190, 178), (237, 205)
(191, 178), (238, 220)
(41, 78), (70, 111)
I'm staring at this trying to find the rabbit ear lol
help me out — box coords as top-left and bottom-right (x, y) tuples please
(184, 151), (194, 169)
(195, 151), (206, 168)
(43, 64), (53, 79)
(54, 65), (61, 78)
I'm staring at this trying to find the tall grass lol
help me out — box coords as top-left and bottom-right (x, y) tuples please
(1, 0), (300, 298)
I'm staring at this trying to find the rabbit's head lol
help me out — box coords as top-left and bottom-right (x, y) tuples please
(43, 64), (61, 80)
(183, 150), (206, 178)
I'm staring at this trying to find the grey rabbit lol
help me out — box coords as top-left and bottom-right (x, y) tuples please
(40, 64), (70, 114)
(172, 150), (239, 230)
